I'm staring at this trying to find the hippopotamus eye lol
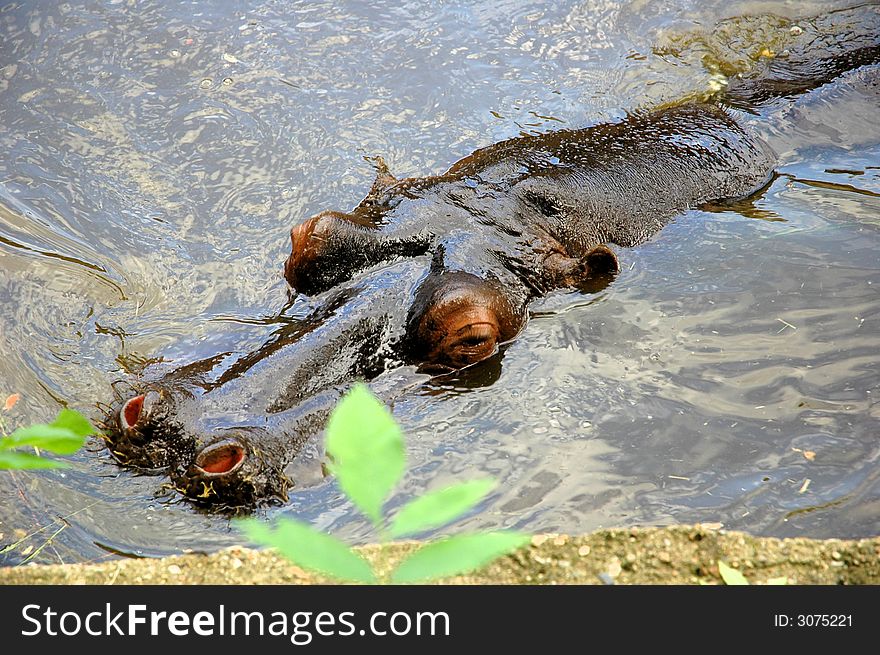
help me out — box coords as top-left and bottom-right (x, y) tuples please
(406, 271), (525, 372)
(450, 323), (497, 351)
(460, 333), (491, 347)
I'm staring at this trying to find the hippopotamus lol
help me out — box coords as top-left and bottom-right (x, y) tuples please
(101, 5), (880, 508)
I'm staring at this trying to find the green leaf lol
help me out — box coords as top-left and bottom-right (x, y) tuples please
(4, 409), (94, 454)
(49, 408), (97, 438)
(0, 451), (69, 470)
(1, 427), (85, 455)
(717, 560), (749, 585)
(389, 479), (495, 539)
(325, 384), (404, 526)
(391, 531), (529, 584)
(238, 517), (376, 584)
(239, 519), (273, 544)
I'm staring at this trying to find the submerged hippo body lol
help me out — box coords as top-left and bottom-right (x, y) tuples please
(285, 102), (775, 370)
(102, 5), (880, 508)
(285, 3), (880, 373)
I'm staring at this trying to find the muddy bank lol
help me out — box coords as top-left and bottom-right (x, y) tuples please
(2, 525), (878, 585)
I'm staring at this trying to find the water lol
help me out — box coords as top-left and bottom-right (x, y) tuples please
(1, 0), (877, 564)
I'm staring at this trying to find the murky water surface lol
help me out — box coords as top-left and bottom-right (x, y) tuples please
(1, 0), (878, 563)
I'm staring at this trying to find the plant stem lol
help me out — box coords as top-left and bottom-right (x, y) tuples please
(19, 522), (68, 565)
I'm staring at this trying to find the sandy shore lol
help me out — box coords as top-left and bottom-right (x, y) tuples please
(2, 524), (878, 585)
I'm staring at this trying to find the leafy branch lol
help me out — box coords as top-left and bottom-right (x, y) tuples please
(0, 393), (94, 470)
(239, 384), (529, 583)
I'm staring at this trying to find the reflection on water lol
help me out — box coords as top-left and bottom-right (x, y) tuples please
(0, 0), (877, 564)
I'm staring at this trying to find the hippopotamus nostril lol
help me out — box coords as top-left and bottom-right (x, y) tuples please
(119, 390), (161, 431)
(169, 430), (292, 506)
(120, 395), (144, 430)
(194, 439), (246, 477)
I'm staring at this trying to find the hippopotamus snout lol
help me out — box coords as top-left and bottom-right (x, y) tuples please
(106, 387), (294, 507)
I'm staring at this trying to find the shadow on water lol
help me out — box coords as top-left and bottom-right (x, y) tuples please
(0, 0), (878, 564)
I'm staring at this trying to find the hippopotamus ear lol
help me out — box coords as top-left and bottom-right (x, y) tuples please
(566, 244), (619, 293)
(356, 155), (398, 209)
(583, 244), (619, 275)
(542, 243), (619, 291)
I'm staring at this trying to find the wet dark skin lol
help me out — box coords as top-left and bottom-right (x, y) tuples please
(284, 101), (774, 349)
(101, 258), (434, 507)
(101, 5), (880, 507)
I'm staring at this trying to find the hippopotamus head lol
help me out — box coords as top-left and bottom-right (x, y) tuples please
(105, 252), (512, 507)
(102, 145), (622, 509)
